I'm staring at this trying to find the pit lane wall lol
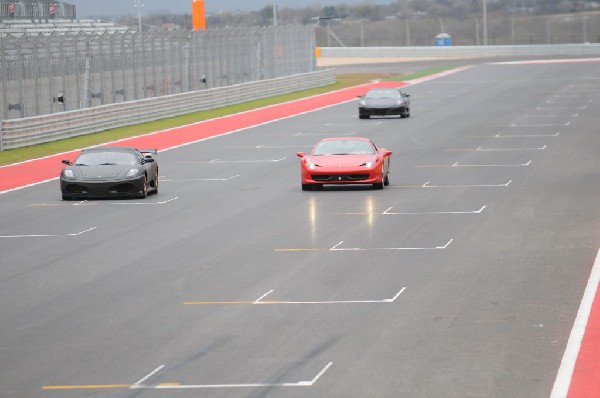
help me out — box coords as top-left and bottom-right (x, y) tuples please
(319, 43), (600, 59)
(0, 69), (335, 151)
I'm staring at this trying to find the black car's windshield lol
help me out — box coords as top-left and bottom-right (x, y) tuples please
(365, 89), (401, 99)
(313, 140), (375, 156)
(75, 151), (138, 166)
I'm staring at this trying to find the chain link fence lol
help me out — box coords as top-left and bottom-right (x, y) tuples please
(316, 12), (600, 47)
(0, 26), (317, 120)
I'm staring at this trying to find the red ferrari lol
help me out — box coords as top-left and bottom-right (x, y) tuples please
(296, 137), (392, 191)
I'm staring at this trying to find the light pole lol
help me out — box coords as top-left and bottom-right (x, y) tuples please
(482, 0), (488, 45)
(133, 0), (143, 32)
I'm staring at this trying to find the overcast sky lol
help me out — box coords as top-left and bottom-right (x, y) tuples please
(68, 0), (395, 17)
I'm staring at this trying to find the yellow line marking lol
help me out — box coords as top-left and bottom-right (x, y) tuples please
(273, 248), (325, 252)
(42, 384), (131, 390)
(184, 301), (255, 305)
(336, 212), (380, 215)
(184, 300), (286, 305)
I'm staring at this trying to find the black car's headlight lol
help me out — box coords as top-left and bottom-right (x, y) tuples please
(126, 168), (141, 178)
(358, 99), (366, 106)
(62, 169), (74, 178)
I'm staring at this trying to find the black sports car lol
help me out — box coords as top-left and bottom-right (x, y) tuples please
(358, 88), (411, 119)
(60, 146), (159, 200)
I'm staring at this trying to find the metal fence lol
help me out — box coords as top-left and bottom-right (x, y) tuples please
(0, 26), (317, 121)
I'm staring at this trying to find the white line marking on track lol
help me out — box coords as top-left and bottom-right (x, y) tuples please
(162, 175), (239, 182)
(274, 240), (453, 252)
(340, 206), (486, 215)
(255, 144), (312, 149)
(257, 288), (407, 305)
(386, 287), (408, 303)
(294, 132), (356, 136)
(209, 158), (286, 163)
(186, 288), (407, 306)
(328, 239), (454, 251)
(131, 365), (165, 389)
(475, 145), (546, 151)
(551, 248), (600, 398)
(380, 206), (486, 215)
(393, 180), (512, 188)
(326, 122), (382, 126)
(495, 132), (560, 138)
(512, 122), (570, 127)
(254, 290), (274, 303)
(73, 197), (179, 205)
(422, 180), (512, 188)
(133, 362), (334, 389)
(330, 241), (345, 250)
(0, 226), (97, 238)
(537, 106), (587, 110)
(452, 160), (531, 167)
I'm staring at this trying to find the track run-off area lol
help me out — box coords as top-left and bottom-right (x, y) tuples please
(1, 58), (600, 397)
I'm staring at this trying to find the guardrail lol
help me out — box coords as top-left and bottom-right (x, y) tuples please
(319, 43), (600, 58)
(0, 69), (335, 151)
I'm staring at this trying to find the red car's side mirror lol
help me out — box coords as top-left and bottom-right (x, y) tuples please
(296, 152), (305, 158)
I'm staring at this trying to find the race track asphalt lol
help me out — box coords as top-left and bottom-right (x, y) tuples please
(0, 58), (599, 398)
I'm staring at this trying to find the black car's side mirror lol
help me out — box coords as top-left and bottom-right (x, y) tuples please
(62, 160), (72, 166)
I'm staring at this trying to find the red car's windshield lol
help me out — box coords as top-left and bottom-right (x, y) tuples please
(312, 140), (375, 156)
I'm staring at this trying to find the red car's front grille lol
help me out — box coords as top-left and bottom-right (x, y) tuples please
(312, 174), (370, 182)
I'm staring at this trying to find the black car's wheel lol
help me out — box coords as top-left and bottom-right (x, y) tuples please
(139, 174), (148, 198)
(152, 174), (159, 195)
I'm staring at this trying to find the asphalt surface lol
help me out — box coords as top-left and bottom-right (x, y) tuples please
(1, 58), (599, 398)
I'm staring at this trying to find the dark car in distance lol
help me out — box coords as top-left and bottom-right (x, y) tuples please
(60, 146), (159, 200)
(358, 88), (411, 119)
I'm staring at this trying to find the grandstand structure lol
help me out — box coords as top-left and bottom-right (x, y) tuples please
(0, 1), (129, 36)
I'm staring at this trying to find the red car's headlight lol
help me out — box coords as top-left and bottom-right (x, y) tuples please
(361, 156), (378, 168)
(305, 157), (317, 170)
